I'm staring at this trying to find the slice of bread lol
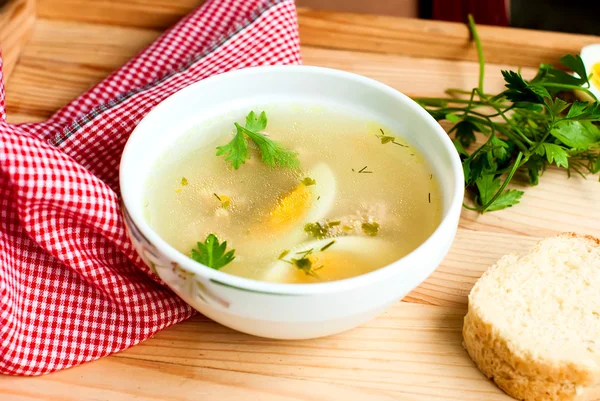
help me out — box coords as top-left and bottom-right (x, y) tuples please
(463, 233), (600, 401)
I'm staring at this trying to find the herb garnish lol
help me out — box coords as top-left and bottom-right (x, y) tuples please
(190, 234), (235, 270)
(358, 166), (373, 174)
(216, 111), (299, 170)
(361, 222), (379, 236)
(281, 248), (324, 277)
(377, 128), (407, 147)
(278, 250), (290, 260)
(414, 15), (600, 213)
(305, 221), (340, 239)
(320, 240), (336, 252)
(181, 177), (188, 186)
(301, 177), (316, 186)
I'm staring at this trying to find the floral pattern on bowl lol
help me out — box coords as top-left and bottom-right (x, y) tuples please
(121, 202), (230, 308)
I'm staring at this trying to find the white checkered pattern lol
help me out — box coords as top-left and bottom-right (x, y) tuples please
(0, 0), (301, 376)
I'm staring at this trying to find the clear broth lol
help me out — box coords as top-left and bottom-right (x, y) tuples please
(144, 105), (442, 283)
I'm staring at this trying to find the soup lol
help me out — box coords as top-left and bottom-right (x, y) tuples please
(144, 105), (442, 284)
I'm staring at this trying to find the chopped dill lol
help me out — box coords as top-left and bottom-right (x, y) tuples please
(213, 193), (221, 201)
(278, 250), (290, 260)
(304, 221), (340, 239)
(428, 193), (431, 203)
(320, 240), (336, 252)
(295, 248), (314, 258)
(181, 177), (189, 186)
(358, 166), (373, 174)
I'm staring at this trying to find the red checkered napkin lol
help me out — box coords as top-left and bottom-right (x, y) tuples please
(0, 0), (301, 376)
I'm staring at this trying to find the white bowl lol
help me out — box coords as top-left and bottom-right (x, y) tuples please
(120, 66), (463, 339)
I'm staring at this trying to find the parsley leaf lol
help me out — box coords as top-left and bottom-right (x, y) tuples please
(216, 126), (249, 170)
(475, 174), (500, 206)
(526, 156), (546, 185)
(559, 54), (588, 85)
(190, 234), (235, 270)
(540, 143), (569, 168)
(485, 189), (524, 211)
(217, 111), (299, 169)
(245, 110), (268, 132)
(551, 121), (600, 148)
(413, 15), (600, 213)
(454, 120), (477, 148)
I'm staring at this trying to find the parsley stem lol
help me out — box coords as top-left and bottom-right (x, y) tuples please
(462, 202), (481, 211)
(468, 14), (485, 94)
(476, 89), (534, 146)
(482, 151), (523, 213)
(464, 88), (477, 119)
(415, 97), (492, 106)
(542, 83), (598, 101)
(445, 88), (502, 102)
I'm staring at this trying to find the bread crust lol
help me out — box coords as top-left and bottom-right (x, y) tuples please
(463, 233), (600, 401)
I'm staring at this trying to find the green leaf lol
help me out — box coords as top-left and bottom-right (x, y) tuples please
(453, 138), (469, 157)
(565, 101), (600, 120)
(594, 157), (600, 174)
(217, 111), (299, 169)
(560, 54), (588, 84)
(469, 151), (496, 184)
(490, 136), (509, 161)
(216, 126), (249, 170)
(532, 56), (587, 87)
(239, 124), (299, 168)
(245, 110), (268, 132)
(190, 234), (236, 270)
(526, 156), (545, 185)
(566, 101), (589, 119)
(502, 70), (546, 104)
(551, 121), (600, 148)
(462, 158), (472, 184)
(475, 174), (501, 206)
(455, 120), (477, 148)
(528, 84), (551, 100)
(541, 143), (569, 168)
(446, 113), (462, 123)
(548, 97), (569, 115)
(485, 189), (524, 211)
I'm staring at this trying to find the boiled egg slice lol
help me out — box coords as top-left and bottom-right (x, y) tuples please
(255, 163), (336, 238)
(578, 44), (600, 101)
(262, 236), (398, 284)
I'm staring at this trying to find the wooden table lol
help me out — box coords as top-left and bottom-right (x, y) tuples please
(2, 2), (599, 400)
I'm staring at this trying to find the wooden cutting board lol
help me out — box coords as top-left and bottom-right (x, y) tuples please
(2, 2), (599, 400)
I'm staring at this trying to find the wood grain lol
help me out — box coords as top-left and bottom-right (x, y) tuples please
(35, 0), (597, 67)
(297, 8), (598, 67)
(0, 0), (35, 81)
(0, 303), (509, 401)
(2, 3), (600, 400)
(37, 0), (201, 29)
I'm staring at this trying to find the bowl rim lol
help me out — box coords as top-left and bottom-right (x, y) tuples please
(120, 65), (464, 295)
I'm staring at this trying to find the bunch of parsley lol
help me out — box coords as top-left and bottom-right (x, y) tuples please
(415, 16), (600, 213)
